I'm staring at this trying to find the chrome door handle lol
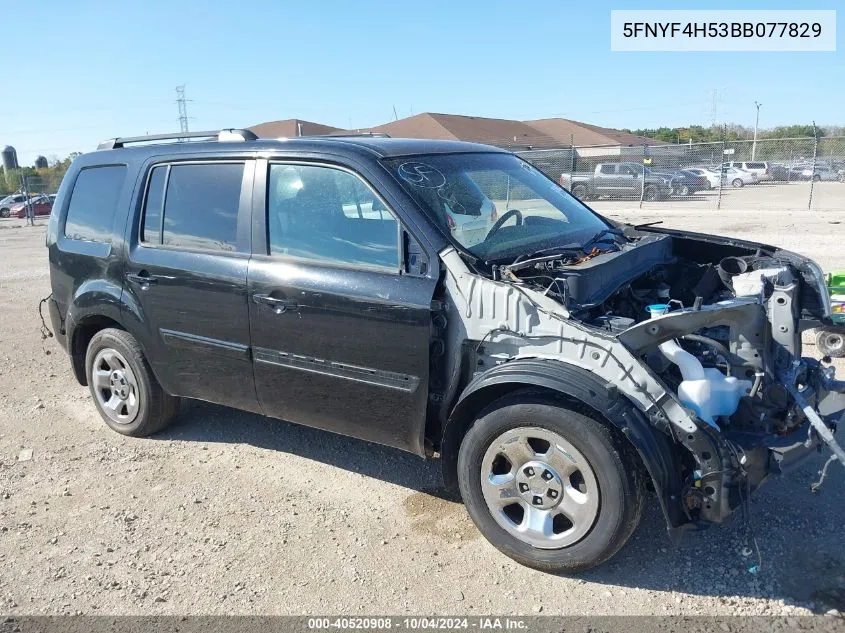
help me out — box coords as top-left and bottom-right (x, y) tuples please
(252, 293), (299, 314)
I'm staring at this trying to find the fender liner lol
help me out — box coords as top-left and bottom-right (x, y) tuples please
(441, 358), (688, 529)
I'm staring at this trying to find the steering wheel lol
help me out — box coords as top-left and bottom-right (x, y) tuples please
(487, 209), (523, 239)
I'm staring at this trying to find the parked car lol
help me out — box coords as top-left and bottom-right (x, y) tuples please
(721, 161), (772, 182)
(560, 162), (673, 201)
(669, 170), (710, 195)
(683, 168), (722, 189)
(791, 165), (839, 182)
(768, 163), (792, 181)
(11, 194), (53, 218)
(47, 129), (845, 573)
(721, 166), (757, 187)
(0, 193), (28, 218)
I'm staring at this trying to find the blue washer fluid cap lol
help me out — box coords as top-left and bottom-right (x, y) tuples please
(646, 303), (670, 316)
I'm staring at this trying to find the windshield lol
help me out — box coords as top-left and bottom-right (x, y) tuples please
(383, 153), (608, 260)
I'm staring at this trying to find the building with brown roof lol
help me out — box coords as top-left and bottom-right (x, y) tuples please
(248, 118), (345, 138)
(247, 113), (663, 150)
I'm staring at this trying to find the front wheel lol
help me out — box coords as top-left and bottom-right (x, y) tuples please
(0, 208), (9, 218)
(85, 328), (179, 436)
(812, 174), (821, 182)
(678, 185), (690, 197)
(457, 394), (646, 573)
(732, 178), (744, 188)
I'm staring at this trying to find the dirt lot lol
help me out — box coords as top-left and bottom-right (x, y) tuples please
(1, 190), (844, 616)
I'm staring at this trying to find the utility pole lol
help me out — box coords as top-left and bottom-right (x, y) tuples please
(752, 101), (761, 160)
(176, 85), (190, 137)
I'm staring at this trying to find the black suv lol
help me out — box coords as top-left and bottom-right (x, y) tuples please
(47, 129), (844, 573)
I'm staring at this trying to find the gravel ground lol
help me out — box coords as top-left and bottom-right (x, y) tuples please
(0, 200), (844, 616)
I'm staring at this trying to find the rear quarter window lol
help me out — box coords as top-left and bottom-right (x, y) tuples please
(64, 165), (127, 242)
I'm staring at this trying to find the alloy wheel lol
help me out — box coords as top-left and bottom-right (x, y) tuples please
(480, 427), (600, 549)
(91, 348), (141, 424)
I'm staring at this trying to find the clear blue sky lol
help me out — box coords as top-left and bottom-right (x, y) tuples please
(3, 0), (841, 164)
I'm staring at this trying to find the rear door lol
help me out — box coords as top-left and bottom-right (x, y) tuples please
(247, 159), (436, 454)
(123, 159), (260, 413)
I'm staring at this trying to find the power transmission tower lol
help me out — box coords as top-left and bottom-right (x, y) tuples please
(176, 85), (190, 135)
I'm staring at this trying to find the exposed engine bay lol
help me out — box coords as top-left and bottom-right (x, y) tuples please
(437, 226), (844, 534)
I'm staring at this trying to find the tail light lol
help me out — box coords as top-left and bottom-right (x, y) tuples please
(446, 214), (456, 229)
(490, 203), (498, 223)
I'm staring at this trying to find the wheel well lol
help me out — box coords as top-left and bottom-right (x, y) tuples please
(441, 383), (646, 490)
(70, 316), (123, 385)
(440, 379), (688, 528)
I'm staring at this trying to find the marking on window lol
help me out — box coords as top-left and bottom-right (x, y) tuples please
(397, 162), (446, 189)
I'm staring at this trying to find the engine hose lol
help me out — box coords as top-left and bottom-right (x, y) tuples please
(680, 334), (732, 360)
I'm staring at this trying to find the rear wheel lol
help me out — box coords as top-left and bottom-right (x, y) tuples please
(816, 327), (845, 358)
(85, 328), (179, 436)
(0, 208), (8, 218)
(571, 183), (589, 199)
(812, 174), (821, 182)
(457, 393), (646, 573)
(643, 185), (659, 201)
(732, 178), (744, 188)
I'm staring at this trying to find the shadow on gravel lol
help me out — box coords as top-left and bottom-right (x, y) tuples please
(576, 457), (845, 613)
(154, 400), (845, 610)
(153, 399), (454, 500)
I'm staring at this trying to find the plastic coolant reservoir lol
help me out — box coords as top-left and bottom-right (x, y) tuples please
(646, 304), (751, 429)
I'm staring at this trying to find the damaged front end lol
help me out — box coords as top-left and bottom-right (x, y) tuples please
(446, 226), (844, 535)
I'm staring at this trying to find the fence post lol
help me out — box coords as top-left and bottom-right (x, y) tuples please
(638, 144), (646, 209)
(716, 125), (726, 211)
(569, 133), (575, 186)
(808, 121), (818, 211)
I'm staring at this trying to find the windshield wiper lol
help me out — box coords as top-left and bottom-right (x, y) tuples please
(581, 227), (627, 250)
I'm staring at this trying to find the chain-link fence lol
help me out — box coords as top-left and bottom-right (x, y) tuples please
(517, 136), (845, 213)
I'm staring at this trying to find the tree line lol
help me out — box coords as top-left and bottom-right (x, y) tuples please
(622, 124), (842, 144)
(1, 153), (81, 196)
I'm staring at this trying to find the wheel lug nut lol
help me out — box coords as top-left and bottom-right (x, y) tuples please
(518, 483), (529, 493)
(542, 470), (553, 480)
(548, 490), (558, 498)
(532, 496), (543, 506)
(525, 467), (534, 477)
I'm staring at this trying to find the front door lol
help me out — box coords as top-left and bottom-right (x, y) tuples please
(248, 161), (436, 454)
(123, 159), (260, 413)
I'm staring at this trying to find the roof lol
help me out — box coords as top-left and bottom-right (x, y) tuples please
(366, 113), (561, 149)
(525, 118), (665, 147)
(248, 118), (346, 138)
(86, 135), (505, 164)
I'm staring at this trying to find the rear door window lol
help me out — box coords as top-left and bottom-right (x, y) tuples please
(140, 162), (246, 252)
(64, 165), (126, 242)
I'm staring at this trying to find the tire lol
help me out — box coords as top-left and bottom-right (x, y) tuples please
(571, 184), (589, 200)
(0, 208), (8, 218)
(816, 327), (845, 358)
(678, 185), (690, 197)
(457, 393), (646, 573)
(812, 174), (821, 182)
(643, 185), (659, 201)
(732, 178), (744, 188)
(85, 327), (179, 436)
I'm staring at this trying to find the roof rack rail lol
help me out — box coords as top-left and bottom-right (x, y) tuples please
(322, 132), (391, 138)
(97, 128), (258, 150)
